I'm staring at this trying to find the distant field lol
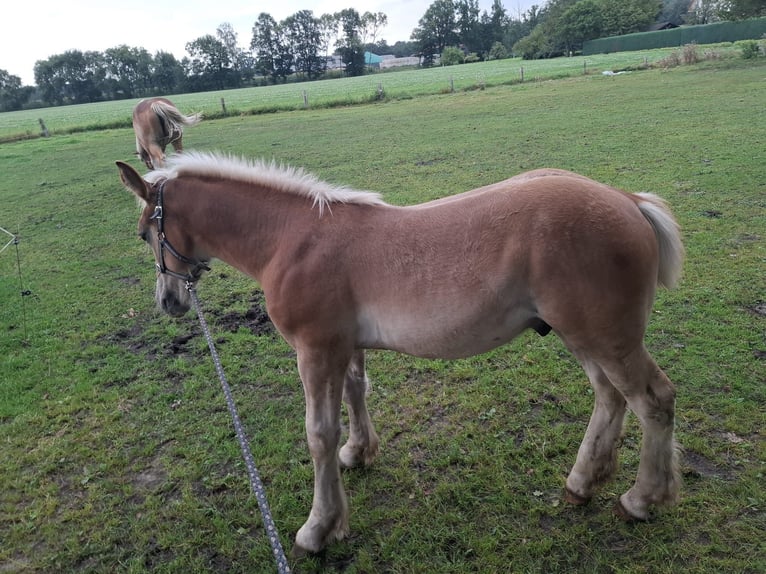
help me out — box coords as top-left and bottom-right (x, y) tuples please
(0, 45), (742, 142)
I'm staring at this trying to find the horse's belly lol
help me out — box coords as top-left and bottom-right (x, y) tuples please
(357, 304), (534, 359)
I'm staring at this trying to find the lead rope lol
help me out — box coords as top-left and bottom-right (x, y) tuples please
(186, 282), (292, 574)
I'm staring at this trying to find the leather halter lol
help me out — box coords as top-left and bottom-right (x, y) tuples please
(150, 181), (211, 283)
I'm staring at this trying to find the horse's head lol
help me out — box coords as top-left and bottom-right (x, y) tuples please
(117, 161), (210, 317)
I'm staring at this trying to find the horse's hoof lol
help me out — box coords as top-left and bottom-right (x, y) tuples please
(564, 487), (591, 506)
(290, 542), (313, 560)
(613, 499), (649, 522)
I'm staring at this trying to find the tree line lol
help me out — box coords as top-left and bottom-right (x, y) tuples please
(1, 0), (762, 112)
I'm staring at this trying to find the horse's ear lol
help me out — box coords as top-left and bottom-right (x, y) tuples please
(116, 161), (151, 202)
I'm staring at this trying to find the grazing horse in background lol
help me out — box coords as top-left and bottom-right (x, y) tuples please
(132, 97), (202, 170)
(116, 152), (685, 555)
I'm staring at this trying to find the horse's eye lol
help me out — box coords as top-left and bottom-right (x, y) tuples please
(139, 230), (149, 242)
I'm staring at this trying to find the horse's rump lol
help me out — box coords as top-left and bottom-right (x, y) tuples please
(132, 98), (201, 169)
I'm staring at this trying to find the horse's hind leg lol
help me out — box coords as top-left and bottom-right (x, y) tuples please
(599, 345), (680, 520)
(148, 144), (166, 169)
(136, 138), (153, 170)
(565, 358), (627, 504)
(339, 350), (380, 468)
(170, 135), (183, 154)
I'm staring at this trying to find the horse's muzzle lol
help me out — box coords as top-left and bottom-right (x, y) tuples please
(156, 279), (191, 317)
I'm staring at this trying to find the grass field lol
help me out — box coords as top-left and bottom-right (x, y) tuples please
(0, 44), (745, 142)
(0, 54), (764, 573)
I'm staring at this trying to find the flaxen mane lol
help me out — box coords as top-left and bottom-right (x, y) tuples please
(144, 151), (386, 215)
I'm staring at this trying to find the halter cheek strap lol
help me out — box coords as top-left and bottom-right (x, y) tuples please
(151, 181), (211, 283)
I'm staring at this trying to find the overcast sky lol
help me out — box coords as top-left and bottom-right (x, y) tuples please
(1, 0), (538, 86)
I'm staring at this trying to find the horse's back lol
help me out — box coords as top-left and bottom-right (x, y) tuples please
(350, 170), (673, 358)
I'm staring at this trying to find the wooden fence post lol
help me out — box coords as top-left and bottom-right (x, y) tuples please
(220, 98), (226, 115)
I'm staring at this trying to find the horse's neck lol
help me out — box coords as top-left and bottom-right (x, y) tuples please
(179, 184), (315, 280)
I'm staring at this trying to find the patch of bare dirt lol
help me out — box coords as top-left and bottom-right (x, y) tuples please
(749, 301), (766, 318)
(212, 297), (274, 336)
(683, 450), (736, 481)
(129, 441), (178, 505)
(107, 291), (274, 359)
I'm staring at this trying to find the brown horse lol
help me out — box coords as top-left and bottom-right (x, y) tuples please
(117, 152), (684, 555)
(132, 97), (202, 170)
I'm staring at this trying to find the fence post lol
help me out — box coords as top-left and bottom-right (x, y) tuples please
(520, 67), (524, 82)
(38, 119), (49, 137)
(450, 75), (454, 93)
(583, 60), (587, 75)
(220, 98), (226, 115)
(303, 91), (309, 108)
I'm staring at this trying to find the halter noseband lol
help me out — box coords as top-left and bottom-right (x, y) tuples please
(150, 181), (211, 283)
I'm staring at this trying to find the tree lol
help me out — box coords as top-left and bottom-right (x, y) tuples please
(441, 45), (465, 65)
(103, 45), (152, 99)
(717, 0), (766, 20)
(388, 40), (419, 57)
(0, 69), (30, 111)
(216, 22), (255, 84)
(514, 0), (661, 59)
(251, 13), (294, 83)
(684, 0), (721, 24)
(488, 0), (510, 44)
(412, 0), (459, 59)
(599, 0), (661, 36)
(152, 51), (185, 94)
(362, 11), (388, 48)
(488, 41), (510, 60)
(505, 6), (542, 51)
(217, 23), (241, 65)
(558, 0), (605, 53)
(455, 0), (483, 54)
(251, 13), (278, 81)
(284, 10), (324, 79)
(512, 25), (553, 59)
(34, 50), (105, 105)
(336, 8), (366, 76)
(185, 35), (234, 91)
(319, 13), (340, 68)
(660, 0), (692, 25)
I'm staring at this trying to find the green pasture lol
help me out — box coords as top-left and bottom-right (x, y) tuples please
(0, 56), (764, 573)
(0, 44), (746, 143)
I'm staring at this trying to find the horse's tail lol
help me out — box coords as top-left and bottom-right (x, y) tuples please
(150, 101), (203, 129)
(634, 193), (684, 289)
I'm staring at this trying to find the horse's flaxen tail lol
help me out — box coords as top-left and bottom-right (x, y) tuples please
(151, 101), (203, 130)
(634, 193), (685, 289)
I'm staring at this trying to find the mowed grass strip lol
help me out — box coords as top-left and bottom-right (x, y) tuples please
(0, 58), (764, 573)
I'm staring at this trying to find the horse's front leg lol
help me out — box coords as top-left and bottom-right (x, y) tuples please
(339, 350), (379, 468)
(293, 347), (350, 555)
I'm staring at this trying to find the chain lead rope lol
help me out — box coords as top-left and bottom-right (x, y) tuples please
(187, 283), (291, 574)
